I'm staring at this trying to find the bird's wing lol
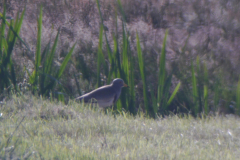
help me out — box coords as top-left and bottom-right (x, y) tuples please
(75, 94), (91, 102)
(76, 85), (115, 102)
(89, 86), (116, 100)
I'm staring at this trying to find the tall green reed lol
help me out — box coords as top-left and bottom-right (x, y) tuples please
(191, 61), (199, 115)
(157, 30), (181, 113)
(137, 30), (181, 117)
(203, 63), (209, 114)
(96, 0), (135, 113)
(0, 5), (25, 94)
(136, 33), (149, 115)
(27, 6), (75, 100)
(191, 56), (209, 116)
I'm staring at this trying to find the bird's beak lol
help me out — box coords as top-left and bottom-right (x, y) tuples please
(123, 83), (128, 87)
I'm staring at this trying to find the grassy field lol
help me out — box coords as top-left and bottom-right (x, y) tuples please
(0, 95), (240, 159)
(1, 1), (240, 159)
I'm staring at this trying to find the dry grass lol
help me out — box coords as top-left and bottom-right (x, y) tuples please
(0, 94), (240, 159)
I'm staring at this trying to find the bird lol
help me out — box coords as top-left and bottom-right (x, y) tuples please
(75, 78), (128, 108)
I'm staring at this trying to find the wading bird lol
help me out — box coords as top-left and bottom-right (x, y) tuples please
(76, 78), (128, 108)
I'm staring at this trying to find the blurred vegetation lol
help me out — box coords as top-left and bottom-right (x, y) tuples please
(1, 0), (240, 118)
(0, 5), (75, 102)
(27, 6), (75, 101)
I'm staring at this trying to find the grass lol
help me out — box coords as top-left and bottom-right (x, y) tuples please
(1, 1), (240, 158)
(0, 5), (25, 93)
(27, 6), (75, 99)
(0, 94), (240, 159)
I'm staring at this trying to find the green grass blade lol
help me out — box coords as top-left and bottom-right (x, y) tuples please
(204, 63), (208, 84)
(162, 74), (172, 109)
(121, 23), (129, 78)
(214, 82), (219, 112)
(128, 52), (136, 114)
(7, 15), (17, 43)
(9, 59), (17, 90)
(150, 85), (157, 114)
(97, 24), (104, 87)
(203, 85), (208, 114)
(46, 30), (59, 74)
(34, 5), (43, 89)
(1, 9), (31, 54)
(39, 41), (50, 95)
(196, 55), (200, 75)
(158, 30), (168, 103)
(5, 9), (25, 67)
(119, 22), (130, 110)
(76, 55), (91, 82)
(167, 82), (181, 106)
(117, 0), (126, 22)
(236, 80), (240, 115)
(106, 32), (114, 83)
(96, 0), (113, 83)
(56, 43), (75, 79)
(191, 62), (198, 115)
(112, 34), (118, 78)
(0, 6), (25, 92)
(96, 0), (104, 26)
(0, 5), (6, 54)
(41, 40), (51, 64)
(42, 39), (74, 96)
(74, 71), (82, 96)
(1, 36), (8, 54)
(10, 8), (25, 52)
(203, 63), (209, 114)
(136, 33), (149, 115)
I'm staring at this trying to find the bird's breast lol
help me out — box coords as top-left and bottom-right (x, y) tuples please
(97, 98), (115, 108)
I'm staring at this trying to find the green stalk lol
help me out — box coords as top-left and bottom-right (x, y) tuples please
(0, 5), (7, 91)
(150, 85), (157, 114)
(236, 80), (240, 115)
(128, 51), (136, 114)
(203, 63), (209, 114)
(203, 85), (208, 114)
(214, 82), (220, 112)
(45, 31), (59, 74)
(0, 4), (6, 53)
(158, 30), (168, 109)
(97, 24), (104, 87)
(191, 62), (199, 115)
(0, 4), (25, 92)
(42, 43), (75, 96)
(136, 33), (149, 115)
(33, 5), (43, 91)
(56, 44), (75, 79)
(167, 82), (181, 106)
(195, 56), (202, 111)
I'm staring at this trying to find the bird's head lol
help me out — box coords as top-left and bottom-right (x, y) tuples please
(112, 78), (128, 88)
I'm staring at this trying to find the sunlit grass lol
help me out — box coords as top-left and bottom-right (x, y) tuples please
(0, 95), (240, 159)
